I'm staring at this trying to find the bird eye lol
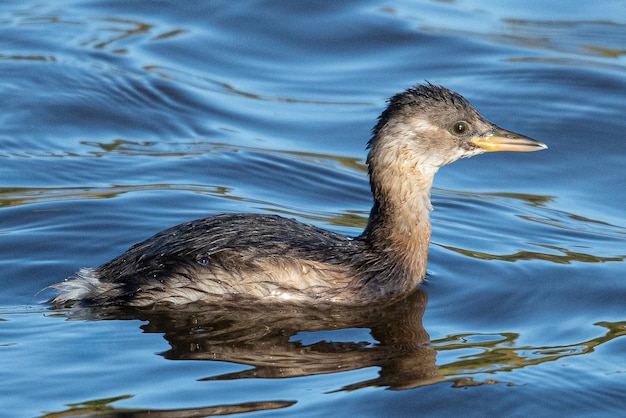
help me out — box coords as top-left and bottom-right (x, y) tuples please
(451, 121), (468, 135)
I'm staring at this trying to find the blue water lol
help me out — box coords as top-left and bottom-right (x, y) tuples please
(1, 1), (625, 416)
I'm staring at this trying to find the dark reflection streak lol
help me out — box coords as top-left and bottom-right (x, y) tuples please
(220, 79), (368, 105)
(439, 243), (624, 264)
(80, 139), (367, 172)
(476, 191), (554, 207)
(0, 184), (368, 229)
(520, 213), (625, 231)
(418, 17), (626, 69)
(504, 18), (622, 26)
(508, 56), (626, 72)
(0, 184), (232, 208)
(429, 190), (622, 237)
(151, 28), (189, 41)
(436, 189), (555, 209)
(0, 139), (366, 171)
(39, 397), (296, 417)
(585, 45), (626, 58)
(88, 18), (153, 50)
(0, 53), (55, 62)
(143, 65), (371, 106)
(63, 16), (186, 53)
(0, 143), (367, 212)
(566, 213), (619, 228)
(5, 12), (188, 62)
(17, 16), (83, 26)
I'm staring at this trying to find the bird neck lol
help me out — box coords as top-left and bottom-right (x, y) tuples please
(360, 160), (435, 285)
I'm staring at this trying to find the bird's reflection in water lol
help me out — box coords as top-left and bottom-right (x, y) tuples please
(146, 289), (437, 390)
(53, 289), (492, 417)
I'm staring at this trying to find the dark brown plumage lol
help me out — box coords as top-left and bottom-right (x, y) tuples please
(50, 83), (546, 308)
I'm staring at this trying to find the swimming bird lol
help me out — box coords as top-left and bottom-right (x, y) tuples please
(51, 83), (546, 308)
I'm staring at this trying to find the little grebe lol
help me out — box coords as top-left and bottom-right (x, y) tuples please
(51, 83), (546, 308)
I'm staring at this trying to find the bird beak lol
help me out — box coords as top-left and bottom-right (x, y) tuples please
(471, 127), (547, 152)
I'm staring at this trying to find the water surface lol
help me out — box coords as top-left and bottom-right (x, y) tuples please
(1, 1), (625, 416)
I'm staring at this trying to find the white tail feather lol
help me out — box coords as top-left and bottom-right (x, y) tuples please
(50, 268), (111, 306)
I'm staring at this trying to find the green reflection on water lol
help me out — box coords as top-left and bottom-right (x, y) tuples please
(433, 321), (626, 378)
(441, 243), (624, 264)
(40, 394), (294, 418)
